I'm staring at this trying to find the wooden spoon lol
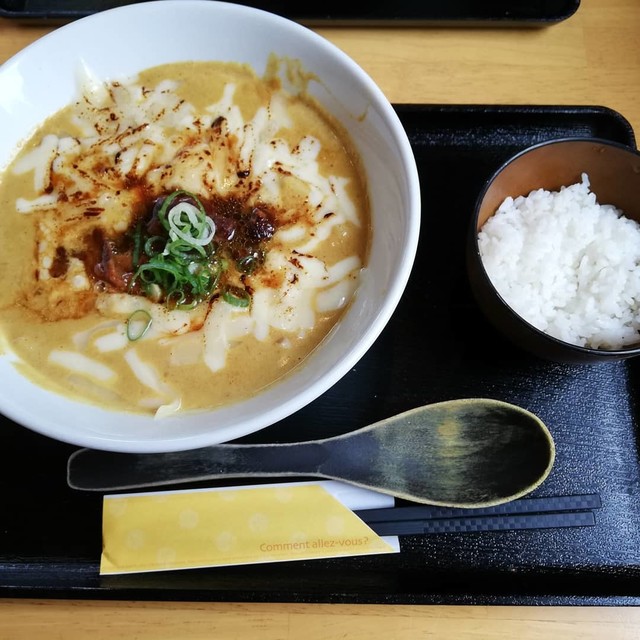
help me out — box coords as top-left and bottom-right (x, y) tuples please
(67, 398), (555, 508)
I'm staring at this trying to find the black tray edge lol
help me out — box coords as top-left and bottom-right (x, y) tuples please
(393, 103), (636, 148)
(0, 0), (582, 27)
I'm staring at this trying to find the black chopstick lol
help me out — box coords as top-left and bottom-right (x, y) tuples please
(355, 493), (601, 523)
(354, 493), (601, 536)
(365, 510), (596, 536)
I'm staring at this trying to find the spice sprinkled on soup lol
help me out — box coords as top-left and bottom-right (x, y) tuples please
(0, 60), (370, 416)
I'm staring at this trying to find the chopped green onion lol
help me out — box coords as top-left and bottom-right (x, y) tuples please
(237, 254), (259, 274)
(222, 286), (251, 308)
(144, 235), (165, 256)
(167, 201), (215, 248)
(156, 189), (207, 231)
(127, 190), (268, 312)
(126, 309), (153, 341)
(132, 220), (143, 267)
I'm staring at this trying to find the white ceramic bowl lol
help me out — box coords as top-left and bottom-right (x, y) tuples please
(0, 0), (420, 452)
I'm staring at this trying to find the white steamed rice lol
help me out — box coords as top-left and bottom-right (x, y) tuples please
(478, 173), (640, 349)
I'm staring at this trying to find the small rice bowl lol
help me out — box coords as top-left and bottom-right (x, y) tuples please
(478, 173), (640, 349)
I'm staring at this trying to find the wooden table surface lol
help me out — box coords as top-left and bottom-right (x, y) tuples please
(1, 0), (640, 637)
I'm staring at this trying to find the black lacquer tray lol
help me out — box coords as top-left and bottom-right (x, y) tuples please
(0, 0), (581, 27)
(1, 104), (639, 606)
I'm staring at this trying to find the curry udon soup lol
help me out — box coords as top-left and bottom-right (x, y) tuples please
(0, 61), (371, 416)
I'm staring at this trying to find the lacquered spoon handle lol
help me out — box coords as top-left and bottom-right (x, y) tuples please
(68, 440), (333, 492)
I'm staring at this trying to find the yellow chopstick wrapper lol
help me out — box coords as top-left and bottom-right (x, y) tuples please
(101, 482), (398, 574)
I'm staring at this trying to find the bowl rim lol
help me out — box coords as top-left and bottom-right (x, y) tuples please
(469, 135), (640, 358)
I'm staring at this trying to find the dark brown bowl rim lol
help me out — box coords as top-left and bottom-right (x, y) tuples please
(469, 136), (640, 359)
